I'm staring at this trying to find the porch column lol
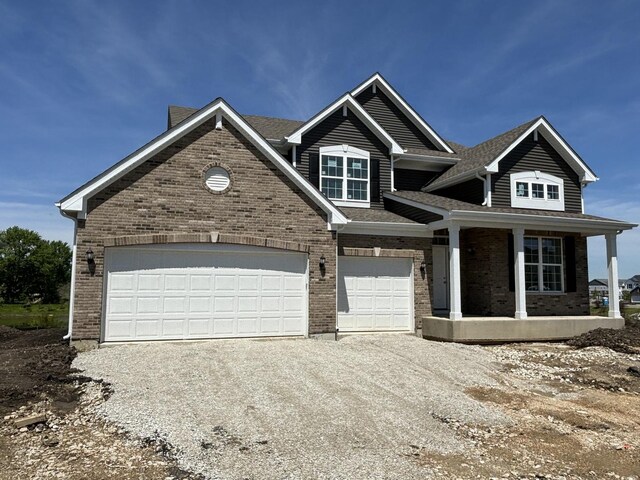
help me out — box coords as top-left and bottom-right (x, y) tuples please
(449, 224), (462, 320)
(513, 227), (527, 320)
(606, 232), (621, 318)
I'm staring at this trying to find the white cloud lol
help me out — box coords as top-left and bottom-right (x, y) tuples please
(0, 202), (73, 245)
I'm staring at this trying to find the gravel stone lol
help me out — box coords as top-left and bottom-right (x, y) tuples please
(74, 335), (509, 479)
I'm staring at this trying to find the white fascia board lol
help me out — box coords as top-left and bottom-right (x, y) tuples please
(59, 99), (348, 225)
(351, 73), (454, 154)
(485, 118), (598, 183)
(341, 220), (433, 237)
(383, 193), (451, 218)
(286, 94), (403, 155)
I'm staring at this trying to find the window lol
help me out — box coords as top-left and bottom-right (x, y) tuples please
(319, 145), (370, 206)
(510, 171), (564, 211)
(524, 236), (563, 292)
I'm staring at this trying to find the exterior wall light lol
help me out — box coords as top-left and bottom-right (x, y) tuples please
(319, 255), (326, 276)
(420, 260), (426, 273)
(86, 248), (96, 276)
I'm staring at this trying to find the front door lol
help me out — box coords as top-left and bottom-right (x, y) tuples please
(432, 246), (449, 311)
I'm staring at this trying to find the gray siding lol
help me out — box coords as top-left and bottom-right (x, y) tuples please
(384, 198), (443, 224)
(431, 178), (485, 205)
(491, 133), (582, 212)
(298, 109), (391, 209)
(395, 169), (439, 191)
(355, 87), (438, 151)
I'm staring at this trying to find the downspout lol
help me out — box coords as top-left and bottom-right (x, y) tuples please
(333, 223), (347, 341)
(390, 154), (395, 192)
(475, 172), (492, 207)
(59, 211), (78, 341)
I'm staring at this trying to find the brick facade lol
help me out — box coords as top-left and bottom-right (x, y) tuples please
(460, 228), (589, 316)
(337, 234), (433, 330)
(72, 118), (337, 340)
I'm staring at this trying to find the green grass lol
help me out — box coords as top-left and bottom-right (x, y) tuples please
(0, 303), (68, 329)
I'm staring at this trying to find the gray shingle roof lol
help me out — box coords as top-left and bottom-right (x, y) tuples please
(425, 117), (540, 191)
(390, 190), (629, 222)
(340, 207), (418, 224)
(168, 105), (304, 140)
(445, 140), (469, 153)
(403, 147), (460, 159)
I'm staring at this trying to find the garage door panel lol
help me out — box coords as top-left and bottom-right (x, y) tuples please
(338, 257), (413, 332)
(104, 245), (308, 342)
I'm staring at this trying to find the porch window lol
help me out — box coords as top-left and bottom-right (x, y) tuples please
(319, 145), (370, 207)
(510, 171), (564, 211)
(524, 236), (563, 292)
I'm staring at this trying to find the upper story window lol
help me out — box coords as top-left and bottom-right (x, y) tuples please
(320, 145), (370, 207)
(510, 171), (564, 211)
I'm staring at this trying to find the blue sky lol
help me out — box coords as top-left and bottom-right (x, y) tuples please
(0, 0), (638, 279)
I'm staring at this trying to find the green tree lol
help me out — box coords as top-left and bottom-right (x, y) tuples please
(0, 227), (72, 304)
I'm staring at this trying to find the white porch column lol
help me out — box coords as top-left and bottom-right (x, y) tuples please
(448, 224), (462, 320)
(606, 232), (621, 318)
(513, 227), (527, 320)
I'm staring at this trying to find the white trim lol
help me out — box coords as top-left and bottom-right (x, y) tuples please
(58, 99), (348, 225)
(286, 94), (403, 155)
(350, 73), (454, 153)
(319, 145), (370, 207)
(513, 228), (527, 320)
(486, 118), (598, 183)
(341, 221), (433, 238)
(510, 171), (565, 211)
(448, 224), (462, 320)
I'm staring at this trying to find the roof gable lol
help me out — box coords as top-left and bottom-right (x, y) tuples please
(58, 99), (348, 225)
(350, 73), (453, 153)
(425, 116), (598, 192)
(286, 94), (403, 155)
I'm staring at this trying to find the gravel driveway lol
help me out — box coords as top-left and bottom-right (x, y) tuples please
(74, 335), (509, 479)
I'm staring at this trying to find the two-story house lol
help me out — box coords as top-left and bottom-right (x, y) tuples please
(57, 73), (635, 346)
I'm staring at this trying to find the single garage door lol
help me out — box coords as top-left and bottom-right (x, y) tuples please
(103, 244), (308, 342)
(337, 256), (413, 332)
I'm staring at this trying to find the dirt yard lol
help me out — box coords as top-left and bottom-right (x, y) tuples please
(0, 325), (638, 480)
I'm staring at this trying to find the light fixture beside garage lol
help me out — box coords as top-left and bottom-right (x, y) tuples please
(86, 248), (96, 276)
(319, 255), (326, 276)
(420, 260), (426, 273)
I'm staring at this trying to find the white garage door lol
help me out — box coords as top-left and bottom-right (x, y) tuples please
(337, 256), (413, 332)
(103, 244), (308, 342)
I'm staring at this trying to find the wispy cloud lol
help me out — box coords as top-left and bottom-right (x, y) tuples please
(0, 202), (72, 245)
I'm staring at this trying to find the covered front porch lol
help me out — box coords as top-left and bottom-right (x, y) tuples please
(423, 314), (621, 343)
(384, 191), (636, 343)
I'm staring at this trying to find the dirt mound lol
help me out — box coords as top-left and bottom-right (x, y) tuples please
(567, 324), (640, 354)
(0, 326), (80, 416)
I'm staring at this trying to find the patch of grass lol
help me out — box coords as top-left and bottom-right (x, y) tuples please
(0, 303), (68, 329)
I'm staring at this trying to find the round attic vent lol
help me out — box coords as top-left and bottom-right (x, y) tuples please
(204, 166), (231, 192)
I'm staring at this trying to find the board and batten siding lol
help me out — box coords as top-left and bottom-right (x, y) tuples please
(491, 132), (582, 212)
(355, 86), (439, 151)
(297, 108), (391, 208)
(394, 168), (439, 191)
(431, 178), (485, 205)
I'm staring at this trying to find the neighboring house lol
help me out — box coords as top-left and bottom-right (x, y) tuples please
(621, 275), (640, 291)
(589, 278), (609, 296)
(630, 287), (640, 304)
(56, 73), (636, 346)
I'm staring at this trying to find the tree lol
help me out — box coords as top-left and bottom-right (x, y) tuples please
(0, 227), (72, 304)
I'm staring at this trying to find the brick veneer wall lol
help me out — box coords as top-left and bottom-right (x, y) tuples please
(461, 228), (589, 316)
(72, 118), (337, 340)
(337, 234), (433, 330)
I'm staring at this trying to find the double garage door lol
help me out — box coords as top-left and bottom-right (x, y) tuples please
(103, 244), (308, 342)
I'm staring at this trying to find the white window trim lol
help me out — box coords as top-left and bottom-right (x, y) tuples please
(320, 145), (370, 208)
(525, 236), (564, 294)
(510, 171), (564, 211)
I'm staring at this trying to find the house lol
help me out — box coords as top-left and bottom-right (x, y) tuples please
(589, 278), (609, 296)
(622, 275), (640, 291)
(630, 287), (640, 304)
(56, 73), (636, 346)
